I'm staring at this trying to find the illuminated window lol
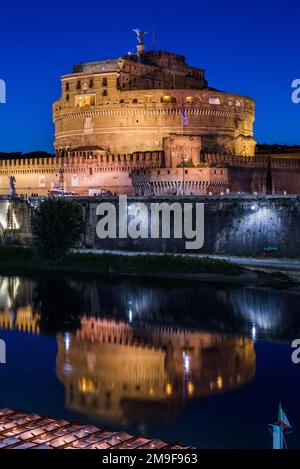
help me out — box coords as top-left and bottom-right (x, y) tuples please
(236, 100), (241, 107)
(165, 383), (172, 396)
(209, 97), (221, 105)
(186, 96), (194, 104)
(145, 95), (152, 104)
(161, 95), (176, 103)
(75, 94), (96, 108)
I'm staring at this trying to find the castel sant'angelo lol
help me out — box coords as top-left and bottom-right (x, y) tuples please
(1, 30), (300, 196)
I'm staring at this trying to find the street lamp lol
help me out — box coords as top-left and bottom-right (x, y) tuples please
(182, 155), (188, 196)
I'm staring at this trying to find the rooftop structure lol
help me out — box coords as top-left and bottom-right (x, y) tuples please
(0, 408), (187, 449)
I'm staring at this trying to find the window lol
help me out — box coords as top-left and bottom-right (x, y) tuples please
(89, 79), (94, 88)
(102, 90), (108, 97)
(76, 80), (81, 90)
(145, 95), (152, 104)
(186, 96), (194, 104)
(132, 98), (138, 104)
(75, 94), (95, 108)
(120, 99), (124, 103)
(102, 77), (108, 86)
(89, 167), (93, 176)
(209, 97), (221, 105)
(65, 82), (69, 92)
(66, 94), (69, 101)
(161, 95), (176, 103)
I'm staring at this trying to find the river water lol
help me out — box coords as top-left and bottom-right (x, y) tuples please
(0, 271), (299, 448)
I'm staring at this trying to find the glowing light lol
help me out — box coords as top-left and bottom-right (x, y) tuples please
(64, 332), (71, 352)
(217, 376), (223, 389)
(61, 361), (73, 375)
(165, 383), (172, 396)
(128, 301), (133, 323)
(187, 382), (194, 396)
(149, 387), (154, 396)
(183, 351), (191, 373)
(78, 377), (96, 393)
(251, 322), (257, 340)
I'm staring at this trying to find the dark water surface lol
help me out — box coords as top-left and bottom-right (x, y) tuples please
(0, 271), (300, 448)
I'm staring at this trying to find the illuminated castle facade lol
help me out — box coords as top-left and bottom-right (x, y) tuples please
(53, 47), (255, 158)
(0, 34), (258, 196)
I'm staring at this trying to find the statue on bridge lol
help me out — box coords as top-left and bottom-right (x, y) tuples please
(8, 175), (17, 197)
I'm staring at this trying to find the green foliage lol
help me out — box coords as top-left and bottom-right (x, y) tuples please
(0, 246), (241, 276)
(31, 198), (85, 262)
(64, 252), (242, 276)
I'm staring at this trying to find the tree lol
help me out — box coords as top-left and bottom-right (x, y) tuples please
(31, 198), (85, 262)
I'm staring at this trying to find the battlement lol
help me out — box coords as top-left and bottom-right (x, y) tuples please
(200, 152), (300, 169)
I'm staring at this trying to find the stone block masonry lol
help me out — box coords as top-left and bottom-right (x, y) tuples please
(1, 196), (300, 259)
(83, 195), (300, 258)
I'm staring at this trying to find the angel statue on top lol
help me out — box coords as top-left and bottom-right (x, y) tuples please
(133, 28), (148, 44)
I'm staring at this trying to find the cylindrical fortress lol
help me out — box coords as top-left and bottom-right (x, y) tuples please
(53, 50), (255, 158)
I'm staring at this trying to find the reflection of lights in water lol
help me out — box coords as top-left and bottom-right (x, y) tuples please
(0, 277), (21, 309)
(128, 301), (133, 323)
(165, 383), (172, 396)
(251, 204), (258, 211)
(217, 376), (223, 389)
(187, 382), (194, 396)
(60, 361), (73, 375)
(78, 377), (96, 393)
(149, 387), (154, 396)
(230, 289), (283, 332)
(252, 322), (257, 341)
(64, 332), (71, 352)
(183, 351), (191, 374)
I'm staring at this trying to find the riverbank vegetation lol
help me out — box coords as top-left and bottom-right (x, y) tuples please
(0, 246), (241, 276)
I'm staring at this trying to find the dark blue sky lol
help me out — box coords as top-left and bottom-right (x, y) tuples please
(0, 0), (299, 153)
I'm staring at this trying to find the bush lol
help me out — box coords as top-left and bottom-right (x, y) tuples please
(31, 198), (85, 262)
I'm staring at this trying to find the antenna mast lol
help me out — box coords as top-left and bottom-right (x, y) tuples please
(152, 0), (157, 52)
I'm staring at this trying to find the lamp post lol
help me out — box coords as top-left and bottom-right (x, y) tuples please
(182, 155), (188, 196)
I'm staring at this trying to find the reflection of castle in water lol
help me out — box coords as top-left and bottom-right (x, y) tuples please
(0, 276), (40, 334)
(56, 317), (256, 425)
